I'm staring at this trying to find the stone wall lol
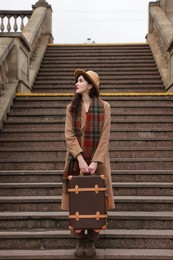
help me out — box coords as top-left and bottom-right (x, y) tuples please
(0, 0), (53, 128)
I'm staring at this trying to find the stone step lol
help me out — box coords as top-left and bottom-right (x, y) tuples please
(13, 95), (173, 103)
(112, 158), (173, 170)
(46, 50), (152, 56)
(0, 182), (62, 196)
(45, 47), (152, 53)
(1, 136), (173, 145)
(112, 182), (173, 196)
(3, 122), (65, 129)
(0, 170), (63, 183)
(11, 102), (173, 110)
(36, 83), (167, 93)
(1, 127), (66, 132)
(43, 55), (155, 60)
(0, 170), (173, 183)
(35, 70), (161, 77)
(115, 196), (173, 211)
(0, 150), (65, 159)
(33, 79), (162, 85)
(0, 211), (173, 230)
(44, 52), (154, 57)
(0, 182), (173, 197)
(0, 196), (173, 212)
(43, 50), (153, 56)
(2, 124), (173, 132)
(45, 52), (154, 57)
(33, 87), (165, 93)
(112, 170), (173, 182)
(1, 130), (173, 139)
(3, 121), (173, 130)
(0, 157), (173, 170)
(6, 114), (66, 122)
(13, 96), (173, 105)
(35, 74), (161, 80)
(37, 74), (161, 83)
(39, 64), (158, 71)
(32, 84), (164, 90)
(0, 196), (62, 212)
(38, 66), (160, 73)
(12, 104), (173, 113)
(5, 121), (168, 131)
(110, 147), (173, 158)
(0, 131), (65, 139)
(6, 113), (173, 122)
(0, 131), (64, 139)
(39, 68), (157, 77)
(40, 68), (159, 77)
(0, 139), (66, 148)
(46, 44), (151, 50)
(110, 122), (173, 130)
(0, 248), (173, 260)
(0, 229), (173, 250)
(40, 58), (158, 66)
(1, 147), (173, 159)
(10, 106), (173, 114)
(11, 107), (67, 113)
(40, 59), (156, 65)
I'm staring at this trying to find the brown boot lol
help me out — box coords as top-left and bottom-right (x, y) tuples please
(84, 239), (96, 258)
(74, 239), (85, 257)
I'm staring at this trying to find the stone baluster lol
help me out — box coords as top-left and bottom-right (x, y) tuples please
(13, 15), (18, 32)
(0, 15), (5, 32)
(7, 15), (11, 32)
(20, 15), (25, 31)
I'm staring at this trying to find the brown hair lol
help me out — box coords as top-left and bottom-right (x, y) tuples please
(70, 74), (99, 118)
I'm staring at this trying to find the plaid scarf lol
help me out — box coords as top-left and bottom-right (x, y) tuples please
(64, 97), (104, 178)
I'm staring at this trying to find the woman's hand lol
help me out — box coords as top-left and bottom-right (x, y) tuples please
(88, 162), (98, 175)
(77, 154), (89, 173)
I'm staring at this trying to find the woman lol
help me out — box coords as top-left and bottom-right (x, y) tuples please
(61, 69), (115, 258)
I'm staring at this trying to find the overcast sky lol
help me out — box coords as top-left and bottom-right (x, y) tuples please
(1, 0), (156, 44)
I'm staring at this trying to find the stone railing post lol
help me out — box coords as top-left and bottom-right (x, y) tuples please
(147, 0), (173, 90)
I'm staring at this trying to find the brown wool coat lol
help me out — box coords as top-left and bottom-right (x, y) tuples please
(61, 99), (115, 210)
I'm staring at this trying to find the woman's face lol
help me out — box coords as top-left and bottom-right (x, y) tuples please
(75, 75), (92, 95)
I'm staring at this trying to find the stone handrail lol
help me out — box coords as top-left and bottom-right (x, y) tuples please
(0, 0), (53, 128)
(147, 2), (173, 90)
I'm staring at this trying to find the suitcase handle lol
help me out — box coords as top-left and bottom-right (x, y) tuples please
(68, 174), (106, 180)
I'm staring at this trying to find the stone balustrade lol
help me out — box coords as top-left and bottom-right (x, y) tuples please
(0, 11), (32, 33)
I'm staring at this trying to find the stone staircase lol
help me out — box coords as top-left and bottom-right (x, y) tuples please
(33, 44), (164, 93)
(0, 44), (173, 259)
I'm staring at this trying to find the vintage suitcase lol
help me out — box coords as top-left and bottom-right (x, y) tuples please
(68, 174), (108, 232)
